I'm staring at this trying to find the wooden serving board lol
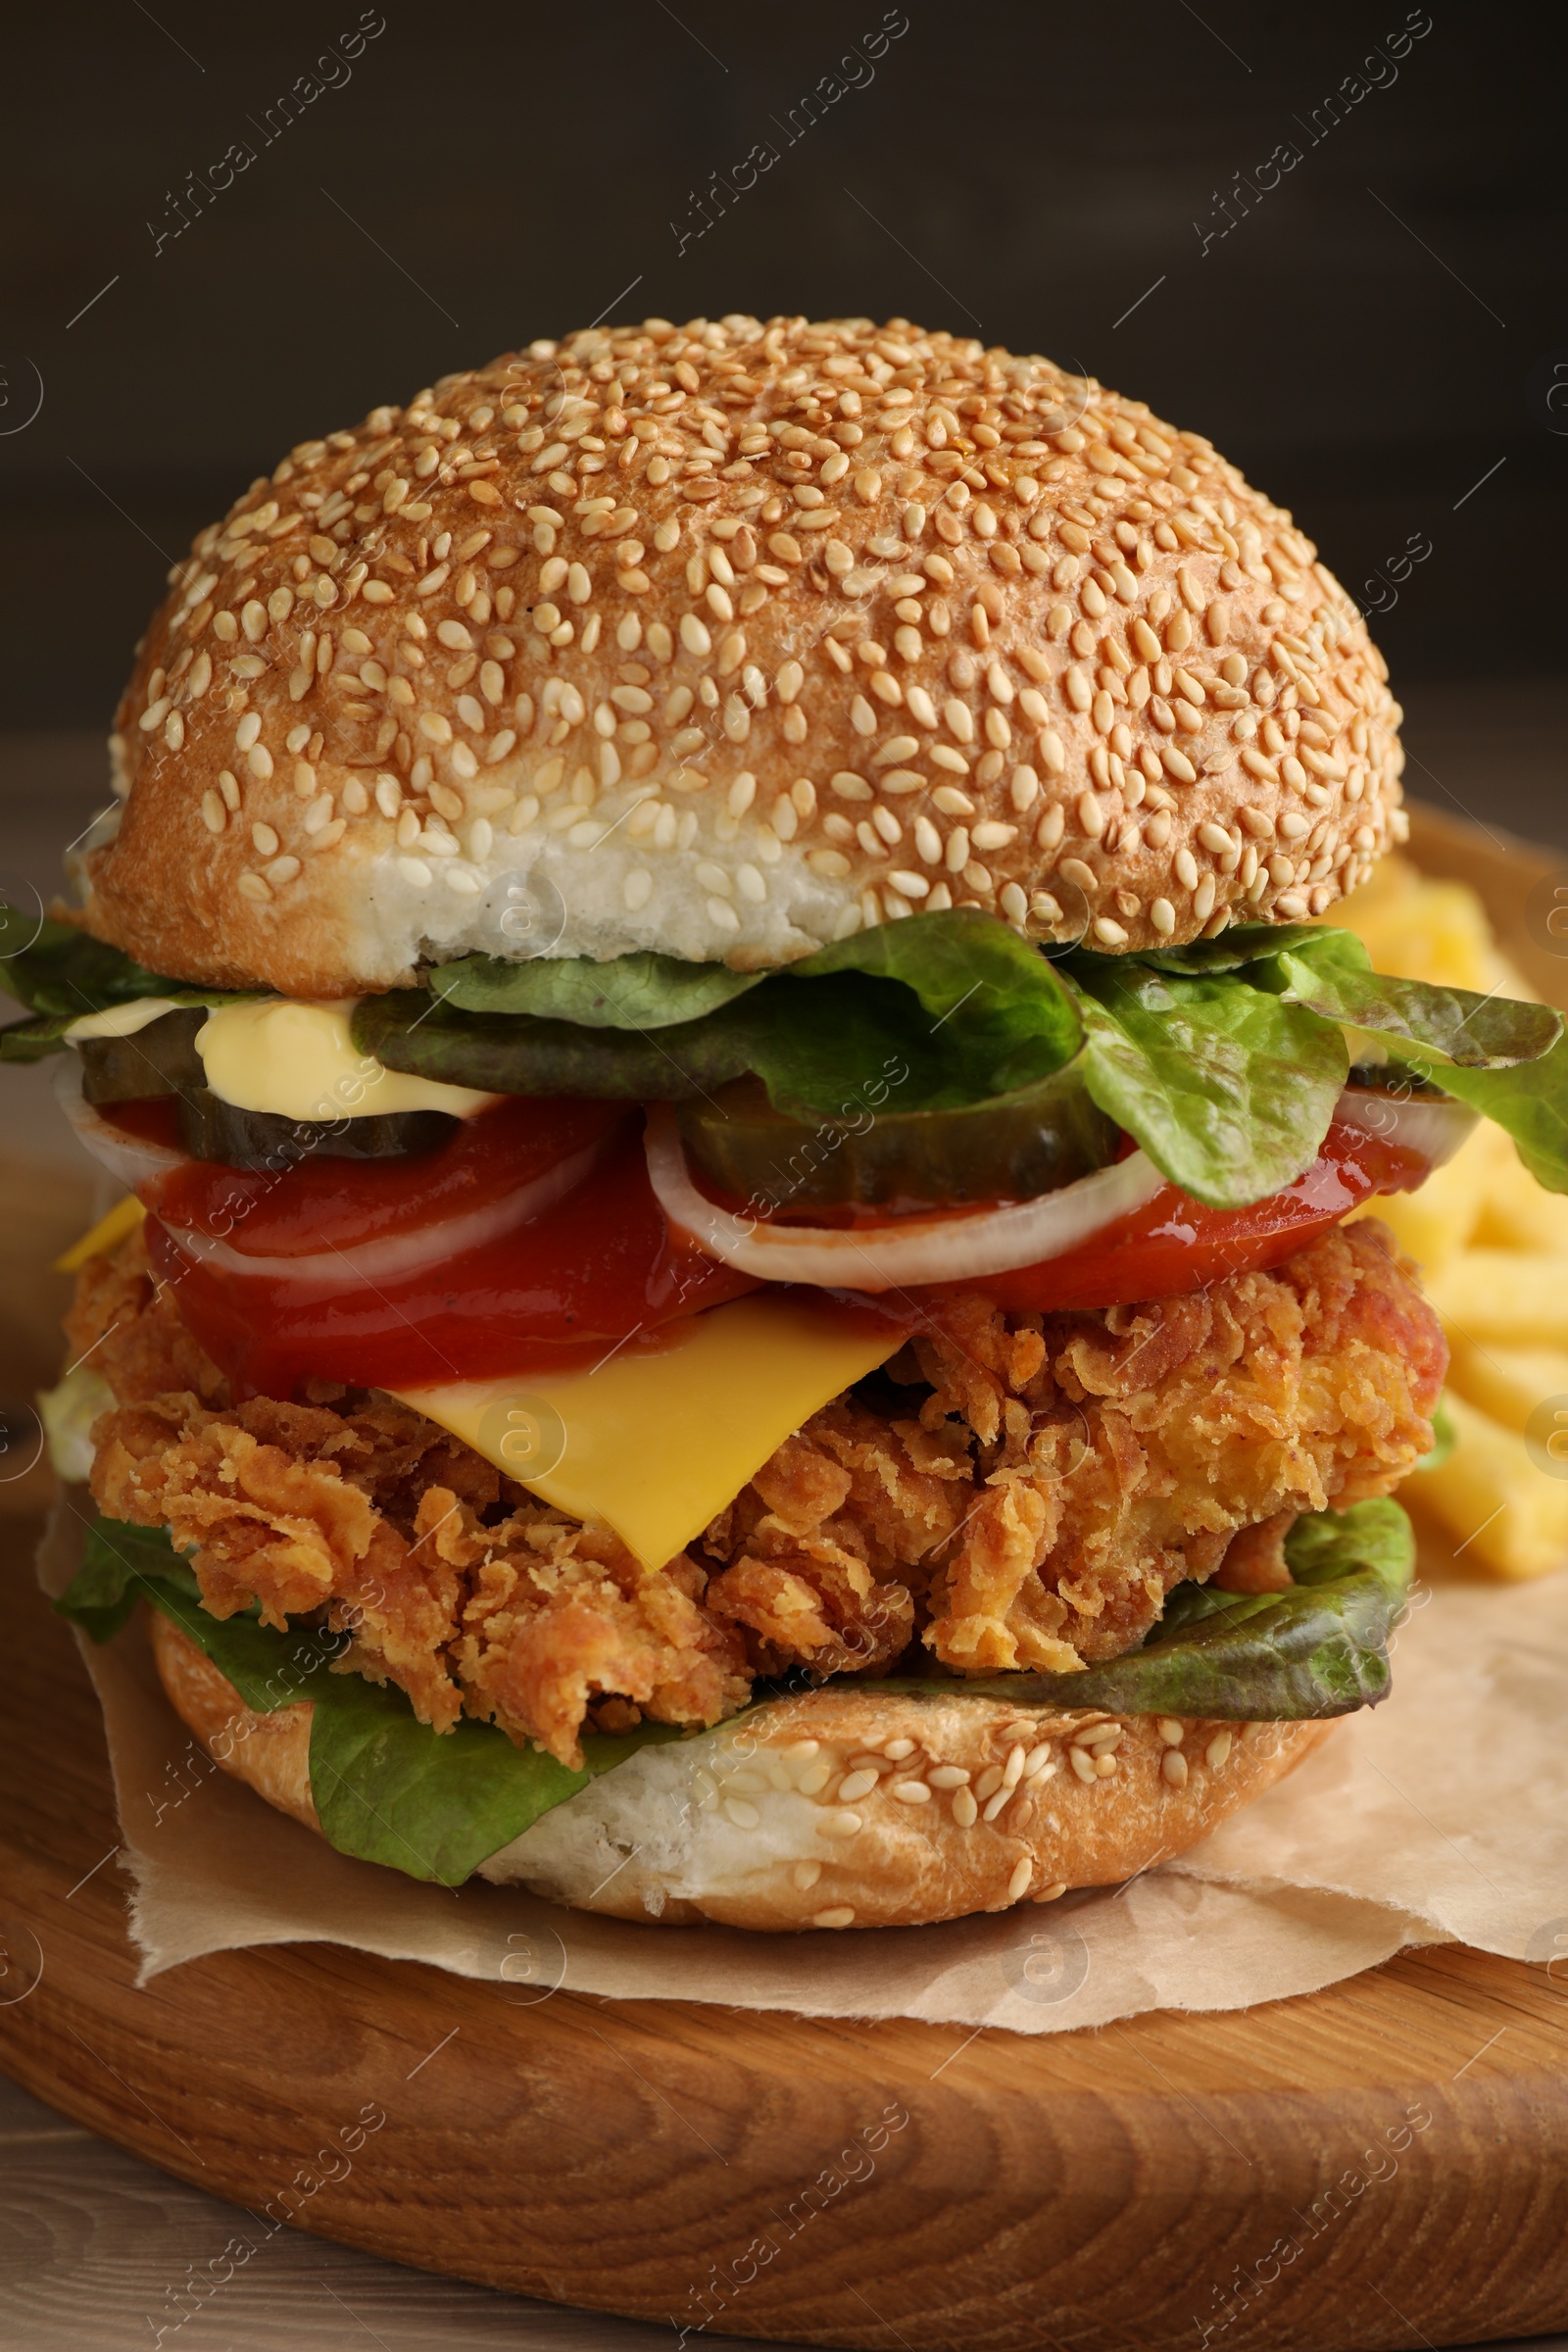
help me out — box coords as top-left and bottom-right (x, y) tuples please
(4, 806), (1568, 2352)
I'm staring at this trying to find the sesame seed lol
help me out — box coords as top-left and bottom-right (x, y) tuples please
(1006, 1858), (1033, 1903)
(952, 1788), (978, 1828)
(836, 1768), (879, 1803)
(104, 321), (1398, 929)
(812, 1907), (856, 1929)
(1162, 1749), (1189, 1788)
(1205, 1730), (1233, 1770)
(816, 1810), (861, 1840)
(890, 1780), (932, 1804)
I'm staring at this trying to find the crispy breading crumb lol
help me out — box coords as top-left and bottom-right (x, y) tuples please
(74, 1217), (1444, 1762)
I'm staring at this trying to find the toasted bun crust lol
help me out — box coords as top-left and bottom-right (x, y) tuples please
(148, 1611), (1332, 1931)
(85, 316), (1404, 996)
(149, 1606), (318, 1830)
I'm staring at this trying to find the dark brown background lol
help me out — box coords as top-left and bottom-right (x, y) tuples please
(1, 0), (1564, 725)
(2, 13), (1567, 2338)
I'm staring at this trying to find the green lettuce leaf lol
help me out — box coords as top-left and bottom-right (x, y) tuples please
(1414, 1036), (1568, 1194)
(54, 1513), (204, 1642)
(1133, 924), (1568, 1189)
(0, 902), (256, 1042)
(364, 913), (1084, 1122)
(60, 1502), (1412, 1885)
(908, 1498), (1415, 1720)
(370, 909), (1568, 1203)
(0, 1013), (83, 1064)
(435, 948), (764, 1028)
(1137, 920), (1327, 974)
(1259, 930), (1562, 1067)
(792, 907), (1082, 1078)
(15, 896), (1566, 1202)
(305, 1668), (681, 1885)
(57, 1517), (686, 1885)
(1061, 959), (1348, 1207)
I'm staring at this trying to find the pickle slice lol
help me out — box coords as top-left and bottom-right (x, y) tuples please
(174, 1090), (460, 1169)
(77, 1009), (207, 1102)
(677, 1054), (1117, 1212)
(78, 1015), (457, 1166)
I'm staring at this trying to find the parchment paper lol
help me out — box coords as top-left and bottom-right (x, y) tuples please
(39, 1500), (1566, 2034)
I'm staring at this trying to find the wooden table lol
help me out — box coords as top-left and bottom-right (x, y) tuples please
(6, 806), (1568, 2352)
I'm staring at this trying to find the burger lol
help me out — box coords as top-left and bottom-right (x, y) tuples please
(5, 314), (1564, 1933)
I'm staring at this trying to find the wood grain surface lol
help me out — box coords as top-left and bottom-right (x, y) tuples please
(0, 2071), (795, 2352)
(4, 805), (1568, 2352)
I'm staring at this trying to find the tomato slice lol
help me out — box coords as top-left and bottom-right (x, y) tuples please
(130, 1088), (1434, 1401)
(141, 1104), (757, 1396)
(143, 1094), (627, 1254)
(931, 1118), (1429, 1314)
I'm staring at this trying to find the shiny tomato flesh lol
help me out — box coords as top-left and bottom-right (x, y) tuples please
(932, 1119), (1430, 1315)
(143, 1093), (626, 1252)
(127, 1094), (1433, 1399)
(133, 1100), (757, 1396)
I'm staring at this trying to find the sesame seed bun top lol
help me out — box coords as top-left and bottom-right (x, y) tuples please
(82, 315), (1406, 996)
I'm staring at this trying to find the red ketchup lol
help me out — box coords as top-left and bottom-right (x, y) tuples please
(122, 1097), (1437, 1398)
(135, 1097), (758, 1396)
(932, 1119), (1433, 1313)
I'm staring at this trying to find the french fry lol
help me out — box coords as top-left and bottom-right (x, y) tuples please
(1333, 861), (1568, 1579)
(1351, 1119), (1509, 1271)
(1424, 1250), (1568, 1348)
(1446, 1337), (1568, 1434)
(1409, 1391), (1568, 1581)
(1332, 855), (1521, 993)
(1472, 1146), (1568, 1255)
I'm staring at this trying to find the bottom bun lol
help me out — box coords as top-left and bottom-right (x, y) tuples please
(148, 1611), (1333, 1931)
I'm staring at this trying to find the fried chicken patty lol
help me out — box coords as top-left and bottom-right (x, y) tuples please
(73, 1216), (1445, 1767)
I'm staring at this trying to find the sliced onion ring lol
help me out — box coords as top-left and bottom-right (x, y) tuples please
(645, 1104), (1167, 1291)
(156, 1141), (600, 1289)
(55, 1055), (599, 1290)
(1334, 1082), (1478, 1168)
(55, 1056), (185, 1190)
(647, 1083), (1473, 1294)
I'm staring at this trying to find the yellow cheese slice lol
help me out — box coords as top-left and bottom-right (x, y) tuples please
(196, 998), (496, 1123)
(393, 1293), (903, 1572)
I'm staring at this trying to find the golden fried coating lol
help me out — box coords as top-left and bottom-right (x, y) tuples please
(74, 1216), (1444, 1764)
(90, 1388), (750, 1770)
(64, 1225), (227, 1407)
(899, 1215), (1446, 1671)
